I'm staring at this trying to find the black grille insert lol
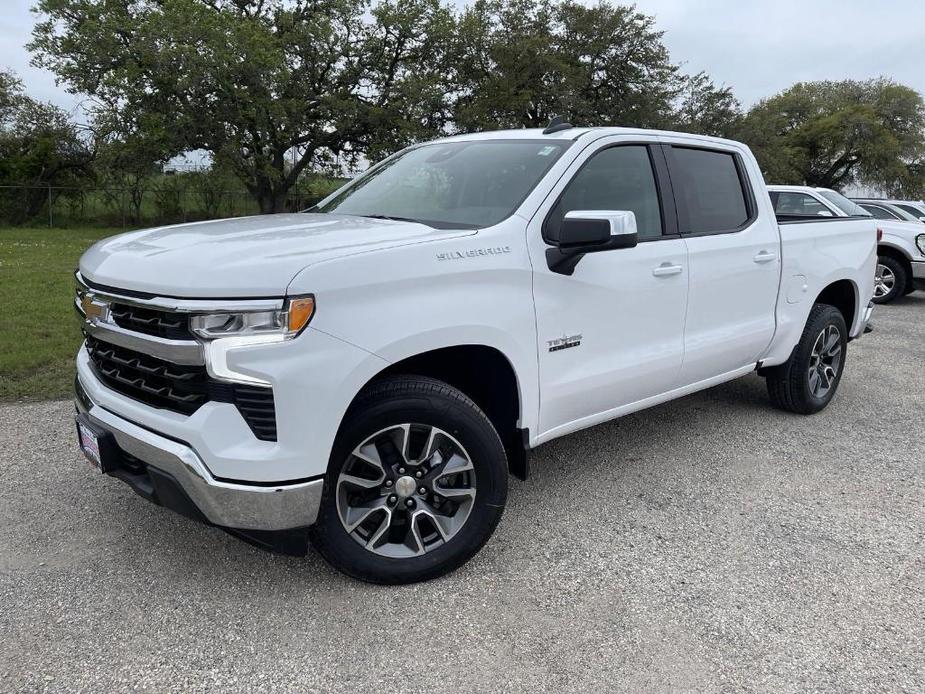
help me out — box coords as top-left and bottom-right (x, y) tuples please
(84, 335), (277, 440)
(85, 335), (208, 413)
(110, 303), (192, 340)
(232, 386), (278, 441)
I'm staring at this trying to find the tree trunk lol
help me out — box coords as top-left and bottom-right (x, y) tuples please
(256, 188), (288, 214)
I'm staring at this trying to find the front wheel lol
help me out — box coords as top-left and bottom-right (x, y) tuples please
(872, 256), (907, 304)
(765, 304), (848, 415)
(310, 376), (508, 584)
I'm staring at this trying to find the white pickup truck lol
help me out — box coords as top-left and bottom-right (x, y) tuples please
(75, 127), (876, 583)
(768, 184), (925, 303)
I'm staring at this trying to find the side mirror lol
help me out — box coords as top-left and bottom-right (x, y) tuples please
(918, 216), (925, 223)
(817, 210), (833, 217)
(547, 210), (639, 275)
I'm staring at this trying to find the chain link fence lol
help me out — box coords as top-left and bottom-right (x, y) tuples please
(0, 183), (329, 230)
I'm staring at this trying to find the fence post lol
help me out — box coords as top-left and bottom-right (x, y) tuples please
(48, 185), (53, 228)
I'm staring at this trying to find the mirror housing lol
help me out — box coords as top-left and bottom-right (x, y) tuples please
(547, 210), (639, 275)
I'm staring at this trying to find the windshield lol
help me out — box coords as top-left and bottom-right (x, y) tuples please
(313, 140), (570, 229)
(881, 203), (921, 221)
(817, 189), (871, 217)
(892, 203), (925, 220)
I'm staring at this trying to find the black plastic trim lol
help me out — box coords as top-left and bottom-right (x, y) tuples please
(84, 336), (278, 441)
(777, 216), (869, 225)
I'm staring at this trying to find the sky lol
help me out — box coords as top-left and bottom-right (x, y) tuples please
(3, 0), (925, 120)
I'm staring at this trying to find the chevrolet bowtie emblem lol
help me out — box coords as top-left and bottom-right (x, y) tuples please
(81, 293), (108, 322)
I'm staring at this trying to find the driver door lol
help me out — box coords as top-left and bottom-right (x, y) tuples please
(527, 139), (689, 440)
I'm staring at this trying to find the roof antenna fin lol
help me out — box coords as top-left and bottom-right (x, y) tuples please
(543, 115), (573, 135)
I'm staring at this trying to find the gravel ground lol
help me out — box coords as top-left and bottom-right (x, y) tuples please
(1, 296), (923, 693)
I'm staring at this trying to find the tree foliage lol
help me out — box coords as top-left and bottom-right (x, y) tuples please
(674, 72), (742, 138)
(0, 69), (92, 222)
(30, 0), (455, 213)
(740, 79), (925, 192)
(22, 0), (925, 209)
(452, 0), (680, 130)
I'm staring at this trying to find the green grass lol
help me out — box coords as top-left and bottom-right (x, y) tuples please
(0, 227), (117, 402)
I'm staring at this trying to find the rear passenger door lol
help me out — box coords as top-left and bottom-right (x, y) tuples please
(662, 141), (780, 386)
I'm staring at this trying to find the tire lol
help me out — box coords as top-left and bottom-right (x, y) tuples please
(310, 375), (508, 584)
(765, 303), (848, 415)
(872, 255), (907, 304)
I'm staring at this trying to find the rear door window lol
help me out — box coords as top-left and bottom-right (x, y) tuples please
(669, 147), (752, 234)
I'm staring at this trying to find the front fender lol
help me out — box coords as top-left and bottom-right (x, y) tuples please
(287, 219), (540, 440)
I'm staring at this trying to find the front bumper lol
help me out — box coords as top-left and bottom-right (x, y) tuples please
(75, 376), (324, 542)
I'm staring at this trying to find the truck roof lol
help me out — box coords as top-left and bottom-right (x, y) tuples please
(432, 126), (749, 150)
(766, 185), (830, 193)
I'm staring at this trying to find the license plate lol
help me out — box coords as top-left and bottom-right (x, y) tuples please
(77, 420), (103, 472)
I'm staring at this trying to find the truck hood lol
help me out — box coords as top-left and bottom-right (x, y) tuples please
(875, 218), (924, 240)
(79, 213), (471, 297)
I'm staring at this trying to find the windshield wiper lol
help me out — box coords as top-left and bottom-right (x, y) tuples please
(359, 214), (431, 225)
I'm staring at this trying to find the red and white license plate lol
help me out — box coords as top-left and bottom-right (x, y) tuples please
(77, 420), (103, 472)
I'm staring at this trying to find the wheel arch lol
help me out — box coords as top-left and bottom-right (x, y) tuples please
(347, 344), (530, 480)
(878, 244), (913, 285)
(814, 278), (858, 331)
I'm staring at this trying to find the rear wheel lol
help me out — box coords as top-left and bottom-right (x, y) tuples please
(310, 376), (508, 584)
(765, 304), (847, 415)
(872, 255), (907, 304)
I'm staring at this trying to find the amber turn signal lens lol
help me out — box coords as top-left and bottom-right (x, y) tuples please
(287, 296), (315, 334)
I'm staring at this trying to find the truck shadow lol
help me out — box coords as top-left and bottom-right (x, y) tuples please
(103, 372), (777, 586)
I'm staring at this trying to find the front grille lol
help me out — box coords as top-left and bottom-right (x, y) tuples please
(110, 303), (191, 340)
(85, 335), (209, 413)
(84, 335), (277, 441)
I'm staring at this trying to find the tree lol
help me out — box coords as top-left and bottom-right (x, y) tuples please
(30, 0), (455, 213)
(0, 69), (92, 223)
(674, 72), (742, 139)
(740, 79), (925, 191)
(452, 0), (680, 131)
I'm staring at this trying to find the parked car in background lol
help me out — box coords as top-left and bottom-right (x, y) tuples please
(851, 198), (925, 223)
(74, 128), (876, 583)
(768, 185), (925, 303)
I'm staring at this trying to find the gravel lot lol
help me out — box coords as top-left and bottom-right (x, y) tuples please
(1, 296), (923, 693)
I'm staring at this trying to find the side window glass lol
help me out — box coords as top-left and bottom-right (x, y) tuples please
(861, 204), (898, 220)
(670, 147), (750, 233)
(774, 192), (832, 217)
(545, 145), (663, 242)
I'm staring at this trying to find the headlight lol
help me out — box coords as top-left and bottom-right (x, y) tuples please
(190, 296), (315, 340)
(916, 234), (925, 256)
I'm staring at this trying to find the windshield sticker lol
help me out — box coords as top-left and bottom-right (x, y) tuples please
(537, 146), (557, 156)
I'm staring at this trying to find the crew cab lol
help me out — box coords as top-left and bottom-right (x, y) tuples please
(768, 184), (925, 303)
(75, 127), (876, 584)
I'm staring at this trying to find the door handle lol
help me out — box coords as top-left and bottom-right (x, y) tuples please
(753, 250), (777, 264)
(652, 263), (683, 277)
